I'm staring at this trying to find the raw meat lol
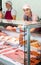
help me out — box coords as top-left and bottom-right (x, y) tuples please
(6, 26), (13, 31)
(30, 58), (40, 65)
(30, 51), (40, 57)
(3, 50), (24, 64)
(0, 32), (7, 36)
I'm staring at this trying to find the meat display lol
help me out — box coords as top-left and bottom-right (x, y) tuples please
(0, 26), (41, 65)
(30, 58), (40, 65)
(30, 40), (41, 60)
(30, 41), (40, 48)
(6, 26), (16, 32)
(30, 51), (40, 57)
(24, 40), (41, 65)
(0, 31), (7, 36)
(3, 50), (24, 64)
(0, 45), (13, 54)
(5, 25), (24, 32)
(0, 31), (26, 46)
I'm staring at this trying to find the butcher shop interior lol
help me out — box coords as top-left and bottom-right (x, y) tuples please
(0, 0), (41, 65)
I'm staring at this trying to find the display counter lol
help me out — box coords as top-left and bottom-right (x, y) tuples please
(0, 19), (41, 65)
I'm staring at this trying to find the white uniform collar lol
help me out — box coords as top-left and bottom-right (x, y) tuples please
(7, 8), (12, 11)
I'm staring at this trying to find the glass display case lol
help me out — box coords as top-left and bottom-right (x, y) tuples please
(0, 19), (41, 65)
(24, 22), (41, 65)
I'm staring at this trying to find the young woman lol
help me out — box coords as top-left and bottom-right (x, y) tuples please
(23, 4), (38, 21)
(22, 4), (40, 32)
(3, 1), (17, 20)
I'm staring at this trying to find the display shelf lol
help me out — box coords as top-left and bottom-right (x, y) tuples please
(0, 19), (41, 65)
(25, 22), (41, 65)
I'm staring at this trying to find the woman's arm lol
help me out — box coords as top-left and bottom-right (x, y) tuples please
(12, 15), (16, 20)
(0, 11), (3, 19)
(11, 9), (17, 20)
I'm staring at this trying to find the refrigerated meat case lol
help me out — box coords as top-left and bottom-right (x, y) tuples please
(0, 19), (41, 65)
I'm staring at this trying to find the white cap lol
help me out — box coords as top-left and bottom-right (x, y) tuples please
(23, 4), (31, 10)
(6, 1), (12, 6)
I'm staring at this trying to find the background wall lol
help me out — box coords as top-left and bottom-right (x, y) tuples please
(2, 0), (41, 20)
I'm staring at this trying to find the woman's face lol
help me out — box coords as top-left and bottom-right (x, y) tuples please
(23, 9), (32, 16)
(6, 3), (11, 10)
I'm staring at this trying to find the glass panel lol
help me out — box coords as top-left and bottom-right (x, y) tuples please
(30, 27), (41, 65)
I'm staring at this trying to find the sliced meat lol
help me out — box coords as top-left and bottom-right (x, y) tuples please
(6, 26), (13, 31)
(4, 50), (24, 64)
(30, 51), (40, 57)
(0, 32), (7, 36)
(30, 58), (40, 65)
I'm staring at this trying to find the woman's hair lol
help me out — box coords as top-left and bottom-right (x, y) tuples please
(30, 10), (32, 16)
(0, 8), (2, 11)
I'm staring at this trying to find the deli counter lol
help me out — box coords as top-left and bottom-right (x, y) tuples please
(0, 19), (41, 65)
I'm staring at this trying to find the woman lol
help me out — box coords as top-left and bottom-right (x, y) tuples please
(22, 4), (40, 32)
(23, 4), (38, 21)
(3, 1), (17, 20)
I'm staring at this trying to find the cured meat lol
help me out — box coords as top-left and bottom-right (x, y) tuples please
(6, 25), (24, 32)
(30, 51), (40, 57)
(19, 33), (24, 45)
(12, 27), (16, 32)
(0, 49), (10, 54)
(30, 58), (40, 65)
(4, 50), (24, 64)
(16, 50), (24, 59)
(0, 32), (7, 36)
(7, 37), (19, 45)
(6, 26), (16, 32)
(0, 45), (17, 54)
(30, 42), (40, 48)
(30, 40), (38, 43)
(6, 26), (13, 31)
